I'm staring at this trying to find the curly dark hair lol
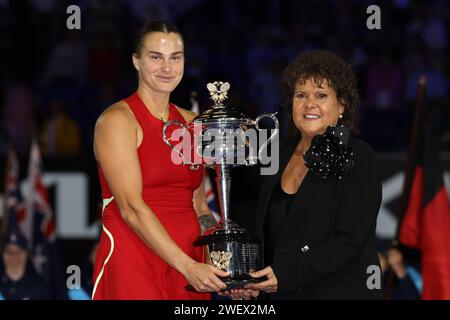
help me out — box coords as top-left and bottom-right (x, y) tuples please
(282, 50), (359, 135)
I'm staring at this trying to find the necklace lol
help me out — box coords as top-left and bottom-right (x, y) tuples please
(159, 107), (169, 122)
(150, 104), (169, 122)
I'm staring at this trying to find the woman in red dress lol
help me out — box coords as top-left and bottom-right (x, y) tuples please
(92, 20), (227, 300)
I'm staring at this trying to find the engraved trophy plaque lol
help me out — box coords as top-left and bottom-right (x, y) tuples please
(163, 81), (279, 290)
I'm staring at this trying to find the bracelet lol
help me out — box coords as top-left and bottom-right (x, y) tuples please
(187, 261), (196, 274)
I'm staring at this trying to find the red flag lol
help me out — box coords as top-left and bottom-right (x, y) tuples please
(397, 76), (450, 299)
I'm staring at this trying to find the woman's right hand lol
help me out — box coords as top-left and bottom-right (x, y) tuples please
(184, 262), (230, 292)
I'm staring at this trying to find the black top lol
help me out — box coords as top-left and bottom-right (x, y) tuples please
(263, 182), (295, 266)
(253, 137), (384, 299)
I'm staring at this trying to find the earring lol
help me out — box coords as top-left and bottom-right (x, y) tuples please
(337, 114), (344, 127)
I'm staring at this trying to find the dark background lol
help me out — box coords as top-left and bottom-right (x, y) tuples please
(0, 0), (449, 293)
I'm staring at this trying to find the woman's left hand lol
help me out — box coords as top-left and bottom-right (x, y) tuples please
(245, 266), (278, 293)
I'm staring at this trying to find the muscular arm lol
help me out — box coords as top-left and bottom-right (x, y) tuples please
(94, 106), (195, 278)
(94, 103), (228, 292)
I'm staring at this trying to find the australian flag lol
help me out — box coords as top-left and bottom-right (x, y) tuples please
(25, 141), (67, 299)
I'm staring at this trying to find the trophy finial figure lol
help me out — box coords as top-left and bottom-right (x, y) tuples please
(207, 81), (230, 104)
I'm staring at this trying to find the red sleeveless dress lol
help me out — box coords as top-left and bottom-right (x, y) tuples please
(92, 92), (210, 300)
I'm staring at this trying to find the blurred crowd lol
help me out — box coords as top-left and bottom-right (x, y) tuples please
(377, 240), (422, 300)
(0, 0), (449, 160)
(0, 229), (97, 300)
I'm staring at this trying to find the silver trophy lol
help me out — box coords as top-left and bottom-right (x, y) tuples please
(162, 81), (279, 290)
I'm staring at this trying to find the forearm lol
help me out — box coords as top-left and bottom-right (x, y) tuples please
(194, 197), (217, 233)
(122, 202), (194, 277)
(198, 214), (217, 233)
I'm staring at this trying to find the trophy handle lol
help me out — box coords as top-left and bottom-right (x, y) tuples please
(254, 112), (279, 160)
(162, 120), (200, 170)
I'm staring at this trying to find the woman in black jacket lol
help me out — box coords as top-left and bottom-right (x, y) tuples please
(246, 50), (384, 299)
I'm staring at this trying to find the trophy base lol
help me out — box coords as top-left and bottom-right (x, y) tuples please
(185, 274), (265, 292)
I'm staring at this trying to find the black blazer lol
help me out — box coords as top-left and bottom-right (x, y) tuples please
(253, 136), (383, 299)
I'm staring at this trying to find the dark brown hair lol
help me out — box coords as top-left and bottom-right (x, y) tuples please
(133, 20), (183, 57)
(282, 50), (359, 135)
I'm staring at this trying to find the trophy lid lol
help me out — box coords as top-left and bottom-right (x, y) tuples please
(192, 82), (254, 125)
